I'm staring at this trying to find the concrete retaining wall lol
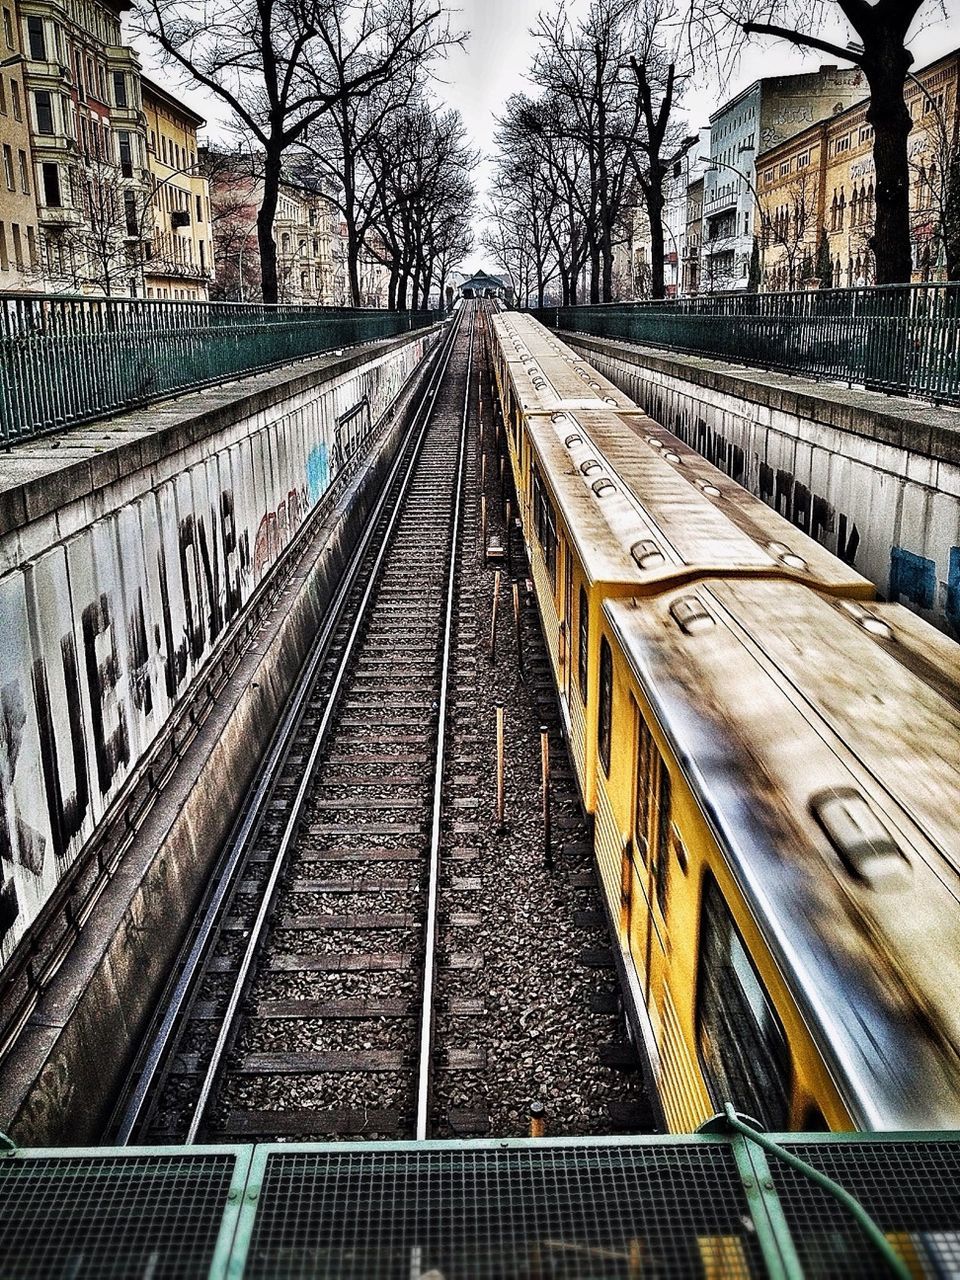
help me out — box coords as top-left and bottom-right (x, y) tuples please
(566, 333), (960, 637)
(0, 328), (437, 969)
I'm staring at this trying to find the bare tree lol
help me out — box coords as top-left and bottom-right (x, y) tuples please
(624, 0), (698, 298)
(693, 0), (949, 283)
(135, 0), (451, 302)
(369, 96), (476, 308)
(530, 0), (640, 302)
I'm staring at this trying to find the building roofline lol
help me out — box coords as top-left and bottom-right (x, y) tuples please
(754, 43), (960, 164)
(141, 74), (206, 129)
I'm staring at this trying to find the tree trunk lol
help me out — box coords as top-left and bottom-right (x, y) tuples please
(646, 178), (666, 300)
(589, 241), (601, 303)
(347, 225), (363, 307)
(258, 146), (283, 305)
(864, 50), (915, 285)
(388, 266), (399, 311)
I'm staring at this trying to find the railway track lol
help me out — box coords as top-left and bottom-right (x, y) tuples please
(114, 301), (476, 1145)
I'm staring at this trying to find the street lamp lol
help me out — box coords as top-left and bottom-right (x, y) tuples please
(699, 155), (769, 291)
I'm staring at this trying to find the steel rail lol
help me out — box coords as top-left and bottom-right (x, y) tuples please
(178, 303), (467, 1144)
(413, 304), (476, 1139)
(112, 316), (456, 1145)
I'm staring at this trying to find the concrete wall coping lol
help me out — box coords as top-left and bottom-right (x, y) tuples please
(0, 325), (444, 538)
(566, 333), (960, 467)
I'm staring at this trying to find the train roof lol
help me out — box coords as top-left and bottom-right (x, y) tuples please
(493, 313), (872, 599)
(604, 582), (960, 1130)
(492, 313), (637, 413)
(522, 409), (873, 597)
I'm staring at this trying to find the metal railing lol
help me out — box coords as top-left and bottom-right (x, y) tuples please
(534, 282), (960, 406)
(0, 295), (439, 443)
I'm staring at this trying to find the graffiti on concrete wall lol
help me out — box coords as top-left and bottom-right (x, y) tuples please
(0, 335), (429, 964)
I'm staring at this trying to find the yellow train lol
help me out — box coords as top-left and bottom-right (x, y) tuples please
(488, 311), (960, 1134)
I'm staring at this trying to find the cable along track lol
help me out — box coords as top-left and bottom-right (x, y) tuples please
(114, 302), (476, 1145)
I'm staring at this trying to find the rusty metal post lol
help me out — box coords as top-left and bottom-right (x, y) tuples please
(481, 452), (486, 491)
(489, 569), (501, 661)
(499, 454), (505, 505)
(512, 580), (523, 678)
(529, 1101), (546, 1138)
(496, 705), (505, 830)
(481, 494), (487, 555)
(540, 725), (552, 871)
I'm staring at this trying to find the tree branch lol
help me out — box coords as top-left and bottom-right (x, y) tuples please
(742, 21), (863, 66)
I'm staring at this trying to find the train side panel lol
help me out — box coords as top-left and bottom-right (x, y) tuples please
(593, 606), (852, 1134)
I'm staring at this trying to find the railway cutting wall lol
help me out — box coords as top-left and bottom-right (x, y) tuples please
(0, 325), (440, 1141)
(564, 333), (960, 638)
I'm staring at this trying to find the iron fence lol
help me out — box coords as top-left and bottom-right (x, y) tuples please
(534, 283), (960, 406)
(0, 295), (439, 443)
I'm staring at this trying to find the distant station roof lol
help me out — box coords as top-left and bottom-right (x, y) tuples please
(460, 271), (508, 296)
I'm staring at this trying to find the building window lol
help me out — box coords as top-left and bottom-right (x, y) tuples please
(11, 78), (20, 120)
(118, 131), (132, 177)
(2, 144), (12, 191)
(0, 222), (7, 271)
(778, 160), (790, 176)
(113, 70), (127, 107)
(26, 224), (36, 266)
(196, 193), (202, 221)
(26, 15), (45, 59)
(796, 150), (809, 168)
(2, 7), (14, 49)
(33, 89), (53, 134)
(124, 189), (137, 235)
(41, 162), (60, 207)
(834, 134), (850, 155)
(17, 148), (28, 194)
(11, 222), (22, 268)
(598, 636), (613, 775)
(697, 874), (791, 1130)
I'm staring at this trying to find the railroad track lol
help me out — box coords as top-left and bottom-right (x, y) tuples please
(114, 301), (477, 1145)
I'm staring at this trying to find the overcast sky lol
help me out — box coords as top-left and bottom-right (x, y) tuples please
(134, 0), (960, 279)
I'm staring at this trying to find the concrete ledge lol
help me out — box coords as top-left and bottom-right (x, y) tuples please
(565, 333), (960, 466)
(0, 376), (420, 1145)
(0, 327), (442, 537)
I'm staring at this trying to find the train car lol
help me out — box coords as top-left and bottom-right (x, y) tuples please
(486, 312), (960, 1133)
(488, 312), (873, 813)
(596, 581), (960, 1132)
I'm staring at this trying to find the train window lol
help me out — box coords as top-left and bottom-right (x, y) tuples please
(635, 715), (653, 861)
(697, 876), (791, 1131)
(532, 466), (558, 587)
(598, 637), (613, 775)
(654, 766), (671, 917)
(578, 587), (588, 701)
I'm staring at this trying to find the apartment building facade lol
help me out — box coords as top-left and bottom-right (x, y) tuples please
(142, 75), (212, 299)
(0, 1), (42, 290)
(757, 47), (960, 290)
(17, 0), (151, 294)
(702, 66), (866, 292)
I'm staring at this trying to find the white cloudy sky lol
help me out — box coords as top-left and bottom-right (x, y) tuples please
(133, 0), (960, 278)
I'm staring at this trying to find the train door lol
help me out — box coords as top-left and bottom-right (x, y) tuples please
(624, 704), (671, 1019)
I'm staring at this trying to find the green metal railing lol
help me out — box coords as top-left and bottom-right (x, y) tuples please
(534, 282), (960, 406)
(0, 295), (439, 443)
(1, 1129), (959, 1277)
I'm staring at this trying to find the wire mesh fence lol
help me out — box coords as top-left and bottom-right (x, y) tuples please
(0, 295), (439, 443)
(534, 283), (960, 406)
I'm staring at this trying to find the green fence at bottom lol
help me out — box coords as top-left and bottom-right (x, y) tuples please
(0, 1128), (958, 1278)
